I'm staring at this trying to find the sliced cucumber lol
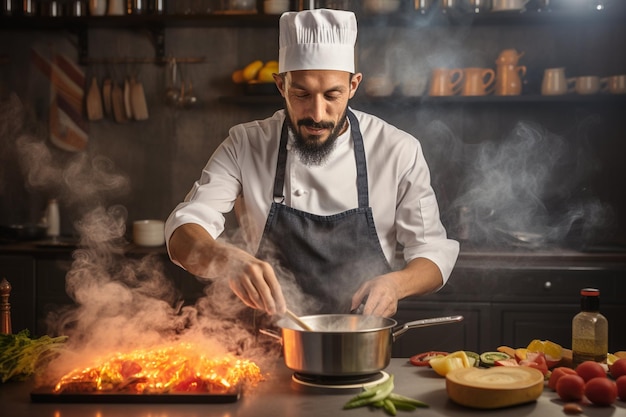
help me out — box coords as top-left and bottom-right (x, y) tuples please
(480, 351), (511, 367)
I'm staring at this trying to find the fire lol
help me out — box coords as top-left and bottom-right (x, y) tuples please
(53, 342), (263, 394)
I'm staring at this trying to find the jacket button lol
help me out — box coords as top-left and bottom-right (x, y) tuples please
(294, 189), (305, 197)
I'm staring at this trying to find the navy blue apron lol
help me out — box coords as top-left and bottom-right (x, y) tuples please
(256, 110), (392, 314)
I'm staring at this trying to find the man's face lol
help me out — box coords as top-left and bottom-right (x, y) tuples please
(274, 70), (362, 165)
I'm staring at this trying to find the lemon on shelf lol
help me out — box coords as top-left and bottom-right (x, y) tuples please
(231, 69), (245, 84)
(257, 64), (278, 83)
(242, 60), (264, 82)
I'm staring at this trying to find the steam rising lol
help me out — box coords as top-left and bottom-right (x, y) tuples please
(1, 93), (281, 386)
(451, 121), (612, 247)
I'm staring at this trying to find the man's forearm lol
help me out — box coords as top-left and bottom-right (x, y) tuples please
(394, 257), (444, 299)
(168, 223), (217, 278)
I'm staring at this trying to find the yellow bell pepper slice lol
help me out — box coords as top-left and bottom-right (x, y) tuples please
(429, 351), (471, 377)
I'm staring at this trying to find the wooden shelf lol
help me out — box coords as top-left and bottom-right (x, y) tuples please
(219, 93), (626, 106)
(1, 8), (625, 31)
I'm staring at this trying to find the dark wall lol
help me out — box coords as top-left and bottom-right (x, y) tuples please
(1, 12), (624, 249)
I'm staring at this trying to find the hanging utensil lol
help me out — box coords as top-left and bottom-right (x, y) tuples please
(111, 81), (127, 123)
(86, 76), (103, 121)
(123, 77), (134, 120)
(131, 75), (149, 120)
(165, 58), (180, 106)
(102, 78), (112, 117)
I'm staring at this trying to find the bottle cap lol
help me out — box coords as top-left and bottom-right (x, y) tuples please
(581, 288), (600, 297)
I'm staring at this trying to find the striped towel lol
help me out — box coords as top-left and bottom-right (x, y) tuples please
(31, 50), (88, 152)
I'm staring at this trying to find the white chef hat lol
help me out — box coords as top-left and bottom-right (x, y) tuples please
(279, 9), (358, 74)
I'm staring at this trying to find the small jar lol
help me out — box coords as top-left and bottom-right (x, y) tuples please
(46, 199), (61, 240)
(48, 0), (63, 16)
(2, 0), (15, 16)
(22, 0), (36, 16)
(69, 0), (87, 16)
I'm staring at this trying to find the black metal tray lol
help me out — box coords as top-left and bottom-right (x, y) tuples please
(30, 387), (241, 403)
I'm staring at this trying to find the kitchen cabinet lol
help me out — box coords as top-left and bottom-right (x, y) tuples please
(391, 253), (626, 357)
(0, 255), (35, 335)
(0, 246), (203, 337)
(2, 246), (625, 355)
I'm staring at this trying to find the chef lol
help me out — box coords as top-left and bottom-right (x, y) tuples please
(165, 9), (459, 318)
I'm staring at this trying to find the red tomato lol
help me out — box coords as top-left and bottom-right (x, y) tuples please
(556, 374), (585, 402)
(409, 351), (449, 367)
(576, 361), (606, 382)
(584, 377), (617, 406)
(549, 367), (578, 391)
(610, 358), (626, 379)
(616, 375), (626, 401)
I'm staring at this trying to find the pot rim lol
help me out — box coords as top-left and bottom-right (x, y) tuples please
(276, 313), (397, 333)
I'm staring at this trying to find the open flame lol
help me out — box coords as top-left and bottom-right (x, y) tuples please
(53, 342), (263, 394)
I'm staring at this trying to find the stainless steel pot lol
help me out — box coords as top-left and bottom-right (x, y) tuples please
(261, 314), (463, 376)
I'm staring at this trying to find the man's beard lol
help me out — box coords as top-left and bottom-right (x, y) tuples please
(285, 106), (348, 166)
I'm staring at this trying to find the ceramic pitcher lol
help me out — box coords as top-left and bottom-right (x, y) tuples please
(495, 64), (526, 96)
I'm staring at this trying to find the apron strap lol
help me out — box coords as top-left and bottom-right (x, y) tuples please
(273, 120), (289, 202)
(347, 110), (369, 208)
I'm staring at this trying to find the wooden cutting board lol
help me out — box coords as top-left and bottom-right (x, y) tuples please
(446, 366), (544, 409)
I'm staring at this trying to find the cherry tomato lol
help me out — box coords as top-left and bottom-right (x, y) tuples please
(549, 367), (578, 391)
(556, 374), (585, 402)
(610, 358), (626, 379)
(584, 377), (617, 406)
(409, 351), (449, 367)
(576, 361), (606, 382)
(616, 375), (626, 401)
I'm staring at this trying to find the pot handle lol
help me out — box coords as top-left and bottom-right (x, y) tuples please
(392, 315), (463, 341)
(259, 328), (283, 344)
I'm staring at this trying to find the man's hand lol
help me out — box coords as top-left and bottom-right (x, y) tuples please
(351, 275), (400, 317)
(169, 224), (287, 316)
(350, 257), (444, 317)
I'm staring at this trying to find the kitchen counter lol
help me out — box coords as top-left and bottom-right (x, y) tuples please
(2, 359), (624, 417)
(2, 239), (626, 268)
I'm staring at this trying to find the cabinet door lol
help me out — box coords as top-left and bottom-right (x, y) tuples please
(493, 303), (578, 349)
(0, 255), (35, 335)
(493, 302), (626, 352)
(392, 300), (490, 357)
(35, 258), (74, 336)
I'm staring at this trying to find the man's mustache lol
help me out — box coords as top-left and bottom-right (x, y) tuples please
(297, 118), (334, 130)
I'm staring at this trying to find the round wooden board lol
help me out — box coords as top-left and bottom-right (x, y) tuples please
(446, 366), (545, 409)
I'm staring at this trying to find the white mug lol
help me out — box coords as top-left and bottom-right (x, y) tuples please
(365, 75), (395, 97)
(400, 74), (428, 97)
(541, 67), (568, 96)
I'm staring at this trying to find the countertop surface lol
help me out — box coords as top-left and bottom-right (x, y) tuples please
(2, 240), (626, 269)
(2, 358), (624, 417)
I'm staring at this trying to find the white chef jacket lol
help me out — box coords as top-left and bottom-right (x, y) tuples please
(165, 108), (459, 285)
